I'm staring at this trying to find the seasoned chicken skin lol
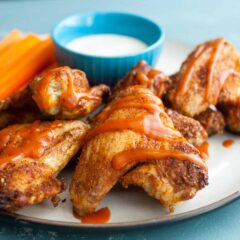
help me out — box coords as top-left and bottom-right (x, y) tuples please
(195, 107), (225, 136)
(167, 38), (240, 117)
(30, 66), (110, 119)
(112, 60), (170, 99)
(217, 71), (240, 133)
(165, 108), (207, 145)
(0, 88), (34, 112)
(0, 120), (90, 211)
(70, 86), (208, 217)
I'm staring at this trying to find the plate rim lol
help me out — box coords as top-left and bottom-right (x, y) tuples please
(0, 191), (239, 229)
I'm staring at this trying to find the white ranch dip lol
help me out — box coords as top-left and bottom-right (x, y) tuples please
(67, 34), (148, 56)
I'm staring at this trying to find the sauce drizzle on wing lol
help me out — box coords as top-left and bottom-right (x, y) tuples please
(86, 87), (207, 170)
(0, 120), (62, 168)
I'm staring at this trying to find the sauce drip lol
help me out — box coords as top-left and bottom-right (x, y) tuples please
(222, 139), (234, 148)
(174, 38), (224, 105)
(0, 120), (61, 168)
(111, 149), (207, 171)
(79, 207), (111, 224)
(196, 141), (209, 160)
(34, 66), (99, 111)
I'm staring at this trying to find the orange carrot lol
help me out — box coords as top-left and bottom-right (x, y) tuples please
(0, 30), (22, 55)
(0, 37), (55, 100)
(0, 34), (41, 75)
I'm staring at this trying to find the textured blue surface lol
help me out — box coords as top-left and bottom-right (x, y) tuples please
(0, 0), (240, 239)
(52, 12), (164, 86)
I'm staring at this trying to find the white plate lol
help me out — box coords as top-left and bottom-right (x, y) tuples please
(1, 39), (240, 228)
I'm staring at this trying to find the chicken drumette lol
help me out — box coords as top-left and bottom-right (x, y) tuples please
(30, 66), (110, 119)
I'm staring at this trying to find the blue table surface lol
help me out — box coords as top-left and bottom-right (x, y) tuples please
(1, 0), (240, 239)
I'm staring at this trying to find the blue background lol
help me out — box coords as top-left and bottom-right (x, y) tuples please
(0, 0), (240, 239)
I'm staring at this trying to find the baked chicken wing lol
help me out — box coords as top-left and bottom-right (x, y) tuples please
(70, 86), (208, 217)
(112, 60), (170, 98)
(217, 71), (240, 133)
(0, 120), (90, 211)
(30, 66), (110, 119)
(167, 38), (240, 117)
(195, 107), (225, 136)
(165, 108), (207, 145)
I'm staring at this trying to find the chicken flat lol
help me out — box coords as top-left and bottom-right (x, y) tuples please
(70, 86), (208, 217)
(167, 38), (240, 117)
(30, 66), (110, 119)
(0, 120), (90, 211)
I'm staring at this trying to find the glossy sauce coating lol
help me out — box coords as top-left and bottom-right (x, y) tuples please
(222, 139), (234, 148)
(174, 38), (225, 105)
(86, 90), (207, 170)
(112, 149), (207, 170)
(34, 66), (99, 111)
(79, 207), (111, 224)
(0, 120), (62, 168)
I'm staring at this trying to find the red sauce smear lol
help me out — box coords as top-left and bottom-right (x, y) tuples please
(79, 207), (111, 224)
(0, 120), (62, 168)
(34, 66), (99, 110)
(222, 139), (234, 148)
(196, 141), (209, 160)
(174, 38), (225, 106)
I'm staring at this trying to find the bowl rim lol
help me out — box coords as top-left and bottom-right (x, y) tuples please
(51, 11), (165, 59)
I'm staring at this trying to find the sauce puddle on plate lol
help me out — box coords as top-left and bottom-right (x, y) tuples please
(222, 139), (234, 148)
(67, 34), (148, 56)
(74, 207), (111, 224)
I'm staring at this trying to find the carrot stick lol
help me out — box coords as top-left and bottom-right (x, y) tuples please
(0, 37), (55, 100)
(0, 30), (22, 55)
(0, 34), (41, 75)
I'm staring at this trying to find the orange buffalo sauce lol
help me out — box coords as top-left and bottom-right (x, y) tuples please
(222, 139), (234, 148)
(79, 207), (111, 224)
(0, 120), (62, 168)
(174, 38), (225, 106)
(34, 66), (99, 111)
(111, 149), (207, 171)
(196, 141), (209, 160)
(86, 89), (207, 171)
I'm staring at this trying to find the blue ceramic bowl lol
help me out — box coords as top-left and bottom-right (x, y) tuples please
(52, 12), (164, 87)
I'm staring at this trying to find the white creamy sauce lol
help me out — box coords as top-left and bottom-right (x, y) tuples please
(67, 34), (148, 56)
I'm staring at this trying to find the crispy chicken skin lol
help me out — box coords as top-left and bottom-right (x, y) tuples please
(112, 60), (170, 99)
(165, 108), (208, 145)
(70, 86), (208, 216)
(30, 66), (110, 119)
(0, 107), (45, 130)
(195, 108), (225, 136)
(217, 71), (240, 133)
(0, 120), (90, 211)
(0, 88), (34, 112)
(167, 38), (240, 117)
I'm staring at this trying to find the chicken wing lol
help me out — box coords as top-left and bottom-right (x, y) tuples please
(167, 38), (240, 117)
(70, 86), (208, 217)
(112, 60), (170, 99)
(195, 107), (225, 136)
(0, 120), (90, 211)
(165, 108), (207, 145)
(217, 71), (240, 133)
(0, 88), (34, 112)
(30, 66), (110, 119)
